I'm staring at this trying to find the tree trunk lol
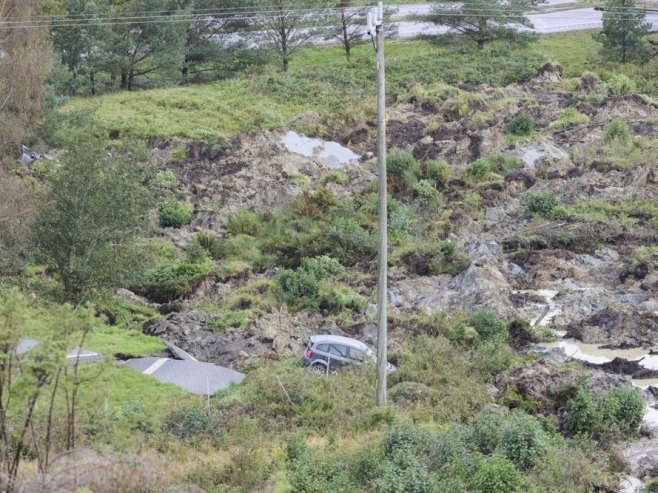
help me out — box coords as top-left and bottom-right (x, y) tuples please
(341, 8), (351, 60)
(121, 69), (128, 89)
(90, 72), (96, 96)
(477, 39), (485, 50)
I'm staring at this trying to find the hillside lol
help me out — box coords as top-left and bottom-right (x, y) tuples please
(3, 28), (658, 493)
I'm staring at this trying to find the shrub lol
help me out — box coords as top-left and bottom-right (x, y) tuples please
(463, 159), (502, 184)
(326, 217), (376, 264)
(521, 193), (561, 219)
(469, 412), (506, 455)
(301, 255), (344, 280)
(566, 387), (599, 436)
(506, 114), (535, 136)
(226, 209), (261, 236)
(277, 268), (320, 309)
(604, 119), (630, 144)
(473, 454), (522, 493)
(548, 107), (590, 131)
(165, 406), (210, 439)
(498, 411), (548, 470)
(158, 200), (193, 228)
(566, 385), (643, 441)
(413, 179), (441, 207)
(468, 311), (509, 343)
(193, 230), (221, 259)
(399, 241), (470, 277)
(318, 283), (366, 313)
(387, 149), (420, 195)
(599, 386), (645, 434)
(374, 451), (437, 493)
(607, 73), (636, 96)
(381, 422), (431, 458)
(320, 170), (348, 185)
(424, 159), (451, 185)
(152, 170), (178, 189)
(139, 260), (213, 302)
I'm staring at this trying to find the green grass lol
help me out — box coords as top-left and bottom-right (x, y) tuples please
(534, 31), (601, 77)
(56, 38), (543, 141)
(62, 80), (297, 140)
(85, 325), (165, 357)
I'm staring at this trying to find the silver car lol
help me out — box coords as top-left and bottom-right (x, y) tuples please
(301, 334), (396, 374)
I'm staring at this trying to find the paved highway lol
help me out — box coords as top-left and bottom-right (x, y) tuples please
(392, 7), (658, 37)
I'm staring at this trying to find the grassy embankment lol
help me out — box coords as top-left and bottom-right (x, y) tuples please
(54, 31), (658, 143)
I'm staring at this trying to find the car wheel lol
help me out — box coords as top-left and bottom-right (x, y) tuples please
(311, 363), (326, 375)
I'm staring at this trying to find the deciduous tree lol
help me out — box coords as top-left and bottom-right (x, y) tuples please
(34, 140), (151, 302)
(0, 0), (51, 156)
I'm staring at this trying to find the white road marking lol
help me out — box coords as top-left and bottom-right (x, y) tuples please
(143, 358), (168, 375)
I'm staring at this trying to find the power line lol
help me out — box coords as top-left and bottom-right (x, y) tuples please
(1, 4), (653, 26)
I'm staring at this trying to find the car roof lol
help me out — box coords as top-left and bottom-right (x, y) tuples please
(310, 334), (371, 351)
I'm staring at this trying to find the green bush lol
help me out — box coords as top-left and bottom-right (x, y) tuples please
(468, 311), (509, 343)
(158, 200), (193, 228)
(139, 260), (213, 302)
(604, 119), (630, 144)
(226, 209), (261, 236)
(374, 451), (437, 493)
(413, 179), (441, 207)
(326, 217), (376, 265)
(599, 386), (645, 434)
(521, 193), (561, 219)
(607, 73), (636, 96)
(381, 422), (431, 459)
(285, 436), (351, 493)
(320, 170), (348, 185)
(566, 385), (644, 440)
(566, 387), (599, 436)
(506, 114), (535, 136)
(387, 149), (420, 195)
(165, 406), (210, 439)
(317, 283), (366, 313)
(277, 268), (320, 309)
(193, 230), (221, 259)
(301, 255), (344, 280)
(463, 159), (502, 184)
(473, 454), (522, 493)
(152, 170), (178, 189)
(469, 412), (507, 455)
(548, 107), (590, 131)
(498, 411), (547, 470)
(424, 159), (451, 185)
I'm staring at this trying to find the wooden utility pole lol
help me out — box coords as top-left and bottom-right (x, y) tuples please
(369, 2), (387, 406)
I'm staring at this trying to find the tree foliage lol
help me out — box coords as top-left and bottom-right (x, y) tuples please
(0, 0), (51, 156)
(34, 140), (151, 301)
(595, 0), (651, 64)
(424, 0), (542, 49)
(0, 169), (34, 275)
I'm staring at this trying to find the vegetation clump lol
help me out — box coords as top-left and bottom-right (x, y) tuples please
(158, 200), (193, 228)
(505, 114), (535, 136)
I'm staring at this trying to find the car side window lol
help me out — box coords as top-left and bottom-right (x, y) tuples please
(349, 348), (366, 361)
(328, 345), (348, 358)
(316, 344), (329, 352)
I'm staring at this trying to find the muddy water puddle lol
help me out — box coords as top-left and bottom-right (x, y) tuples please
(281, 131), (360, 168)
(543, 339), (654, 365)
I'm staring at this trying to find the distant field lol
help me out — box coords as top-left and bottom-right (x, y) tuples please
(57, 31), (658, 141)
